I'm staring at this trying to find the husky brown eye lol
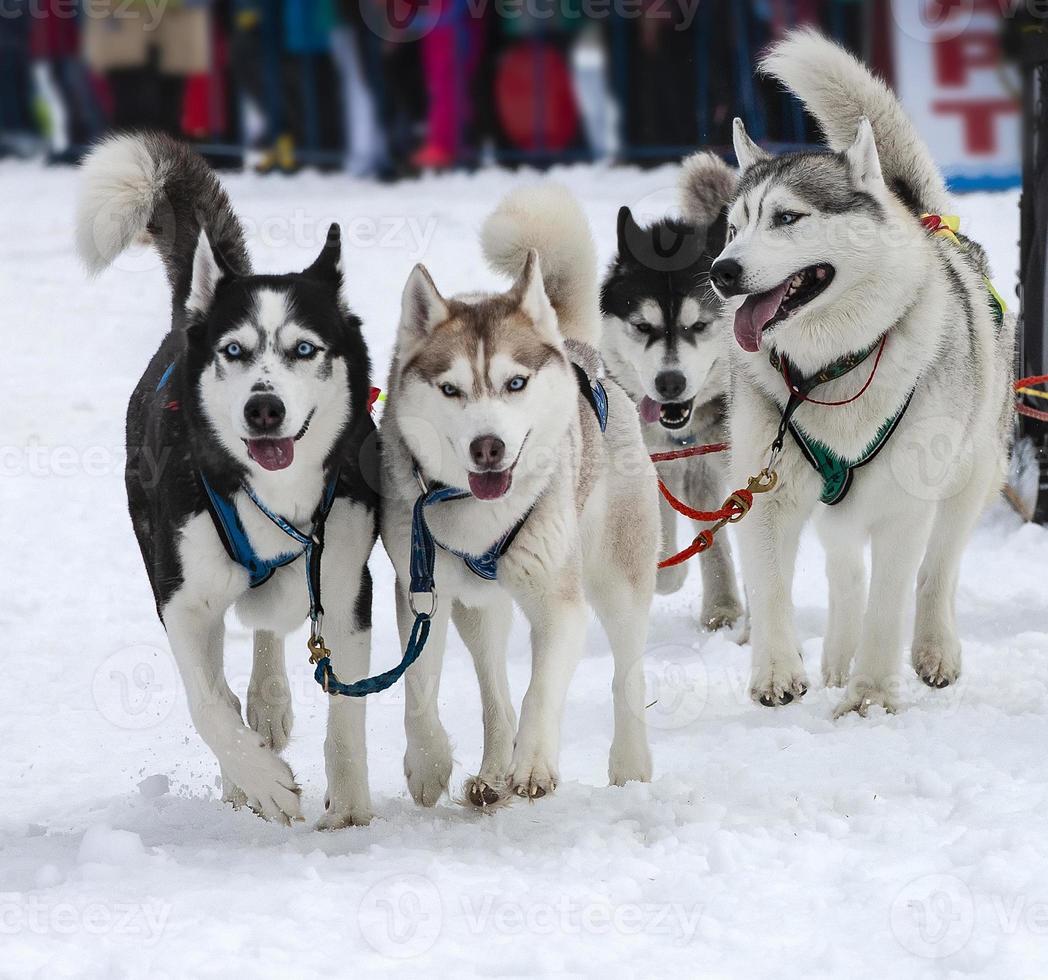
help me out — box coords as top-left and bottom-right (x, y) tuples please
(634, 322), (653, 336)
(439, 382), (460, 398)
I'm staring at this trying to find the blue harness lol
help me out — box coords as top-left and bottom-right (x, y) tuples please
(314, 363), (610, 698)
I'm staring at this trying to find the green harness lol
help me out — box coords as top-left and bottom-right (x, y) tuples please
(769, 341), (913, 506)
(769, 279), (1006, 507)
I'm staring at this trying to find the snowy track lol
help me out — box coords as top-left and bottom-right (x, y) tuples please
(2, 163), (1047, 977)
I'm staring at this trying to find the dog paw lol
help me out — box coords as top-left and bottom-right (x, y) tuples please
(821, 646), (854, 689)
(656, 564), (688, 596)
(509, 756), (558, 799)
(223, 737), (303, 824)
(464, 776), (508, 809)
(608, 735), (653, 786)
(833, 685), (898, 719)
(315, 803), (372, 831)
(751, 658), (808, 707)
(701, 597), (744, 632)
(404, 736), (452, 807)
(246, 694), (293, 755)
(911, 642), (961, 689)
(221, 772), (247, 809)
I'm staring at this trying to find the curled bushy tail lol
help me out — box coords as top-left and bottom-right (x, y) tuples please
(760, 28), (950, 215)
(481, 184), (600, 345)
(679, 151), (738, 226)
(76, 132), (251, 307)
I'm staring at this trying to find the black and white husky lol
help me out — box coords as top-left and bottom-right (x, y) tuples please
(380, 185), (659, 807)
(77, 133), (378, 826)
(710, 32), (1016, 716)
(600, 153), (743, 628)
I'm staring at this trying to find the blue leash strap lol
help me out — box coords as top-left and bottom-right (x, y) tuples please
(312, 481), (463, 697)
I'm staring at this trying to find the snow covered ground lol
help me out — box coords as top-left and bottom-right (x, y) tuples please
(2, 161), (1047, 979)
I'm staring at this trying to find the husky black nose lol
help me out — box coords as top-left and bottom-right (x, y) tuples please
(244, 394), (286, 434)
(470, 435), (506, 470)
(710, 258), (744, 295)
(654, 371), (687, 402)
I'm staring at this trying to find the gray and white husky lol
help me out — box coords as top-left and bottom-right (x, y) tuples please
(600, 153), (743, 627)
(710, 31), (1015, 717)
(380, 185), (658, 806)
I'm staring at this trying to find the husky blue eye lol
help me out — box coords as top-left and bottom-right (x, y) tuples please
(775, 211), (804, 227)
(507, 375), (528, 392)
(439, 382), (460, 398)
(223, 342), (242, 359)
(295, 341), (317, 358)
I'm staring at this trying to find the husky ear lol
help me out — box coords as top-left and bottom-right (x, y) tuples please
(186, 229), (225, 315)
(617, 206), (641, 259)
(732, 118), (769, 172)
(400, 263), (449, 336)
(845, 117), (884, 190)
(304, 223), (343, 286)
(511, 248), (554, 329)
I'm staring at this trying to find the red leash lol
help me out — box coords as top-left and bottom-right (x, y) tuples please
(1016, 374), (1048, 423)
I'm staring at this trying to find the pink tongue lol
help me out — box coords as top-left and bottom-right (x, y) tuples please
(734, 283), (789, 353)
(468, 470), (513, 500)
(639, 396), (662, 424)
(247, 438), (295, 471)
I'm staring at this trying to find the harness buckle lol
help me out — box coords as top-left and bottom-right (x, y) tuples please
(749, 468), (779, 494)
(307, 633), (331, 665)
(408, 588), (438, 619)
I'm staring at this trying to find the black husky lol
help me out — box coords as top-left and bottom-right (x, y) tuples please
(77, 133), (378, 827)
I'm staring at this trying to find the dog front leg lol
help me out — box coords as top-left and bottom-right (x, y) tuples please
(655, 484), (687, 596)
(835, 509), (933, 718)
(247, 630), (292, 754)
(452, 596), (517, 807)
(396, 580), (453, 806)
(736, 496), (810, 706)
(687, 461), (743, 630)
(316, 571), (374, 831)
(911, 455), (999, 689)
(165, 599), (302, 823)
(509, 584), (588, 798)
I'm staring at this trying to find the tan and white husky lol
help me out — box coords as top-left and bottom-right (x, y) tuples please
(379, 185), (659, 806)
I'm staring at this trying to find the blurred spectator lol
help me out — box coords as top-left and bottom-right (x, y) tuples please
(331, 0), (390, 177)
(412, 0), (487, 170)
(0, 1), (39, 159)
(82, 0), (213, 136)
(231, 0), (343, 174)
(29, 3), (105, 163)
(0, 0), (916, 176)
(487, 0), (587, 165)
